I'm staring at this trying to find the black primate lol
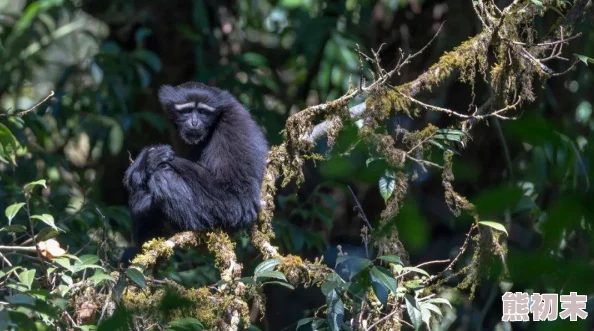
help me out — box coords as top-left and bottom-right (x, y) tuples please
(122, 82), (268, 260)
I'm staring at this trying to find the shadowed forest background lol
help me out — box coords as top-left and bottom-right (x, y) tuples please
(0, 0), (593, 330)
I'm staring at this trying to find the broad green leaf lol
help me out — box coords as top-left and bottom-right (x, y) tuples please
(420, 305), (432, 329)
(133, 50), (162, 72)
(36, 227), (60, 241)
(425, 297), (453, 309)
(256, 270), (287, 282)
(420, 302), (443, 317)
(0, 123), (20, 165)
(126, 268), (147, 288)
(164, 318), (204, 331)
(18, 269), (35, 290)
(23, 180), (47, 193)
(379, 170), (396, 202)
(531, 0), (543, 6)
(405, 294), (423, 330)
(89, 270), (115, 286)
(336, 256), (372, 279)
(575, 54), (594, 66)
(369, 266), (398, 295)
(7, 294), (35, 305)
(52, 257), (73, 272)
(325, 290), (344, 331)
(479, 221), (508, 236)
(5, 203), (25, 224)
(297, 318), (326, 330)
(78, 255), (100, 266)
(402, 266), (430, 277)
(31, 214), (57, 229)
(377, 255), (403, 265)
(254, 258), (281, 276)
(1, 224), (28, 233)
(321, 281), (340, 296)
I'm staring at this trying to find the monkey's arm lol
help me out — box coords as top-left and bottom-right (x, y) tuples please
(147, 156), (258, 231)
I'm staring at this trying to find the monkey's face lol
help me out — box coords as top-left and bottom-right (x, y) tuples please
(172, 101), (218, 144)
(158, 83), (224, 145)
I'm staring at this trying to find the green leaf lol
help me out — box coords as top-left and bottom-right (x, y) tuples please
(254, 258), (281, 276)
(77, 254), (100, 266)
(5, 203), (25, 224)
(164, 318), (204, 331)
(338, 257), (372, 280)
(108, 123), (124, 155)
(425, 297), (452, 309)
(531, 0), (543, 6)
(369, 266), (398, 295)
(89, 270), (115, 286)
(420, 302), (442, 317)
(31, 214), (58, 229)
(1, 224), (28, 233)
(379, 170), (396, 202)
(0, 123), (20, 165)
(575, 54), (594, 66)
(126, 268), (147, 288)
(297, 317), (326, 330)
(325, 290), (344, 331)
(478, 221), (508, 236)
(36, 227), (60, 241)
(23, 179), (47, 193)
(405, 295), (423, 330)
(52, 257), (73, 272)
(256, 270), (287, 282)
(241, 52), (268, 67)
(402, 266), (430, 277)
(377, 255), (404, 265)
(18, 269), (35, 290)
(133, 50), (162, 72)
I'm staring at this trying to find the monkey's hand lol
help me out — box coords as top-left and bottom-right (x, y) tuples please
(145, 144), (175, 174)
(123, 145), (174, 191)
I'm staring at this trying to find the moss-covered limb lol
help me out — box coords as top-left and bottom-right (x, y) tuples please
(277, 254), (333, 286)
(130, 231), (202, 267)
(120, 285), (250, 331)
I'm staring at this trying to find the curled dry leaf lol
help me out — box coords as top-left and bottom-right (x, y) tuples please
(37, 238), (67, 258)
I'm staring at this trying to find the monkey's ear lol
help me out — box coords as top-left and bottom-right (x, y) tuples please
(158, 85), (177, 106)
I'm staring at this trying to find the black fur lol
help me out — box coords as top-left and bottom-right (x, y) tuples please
(122, 82), (268, 259)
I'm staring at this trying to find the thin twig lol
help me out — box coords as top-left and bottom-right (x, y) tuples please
(0, 91), (55, 117)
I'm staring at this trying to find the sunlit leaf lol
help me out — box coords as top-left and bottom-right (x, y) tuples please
(89, 270), (116, 286)
(5, 202), (25, 224)
(18, 269), (35, 290)
(254, 258), (281, 276)
(23, 180), (47, 193)
(402, 266), (430, 277)
(379, 170), (396, 202)
(405, 294), (423, 330)
(479, 221), (508, 236)
(31, 214), (58, 229)
(575, 54), (594, 66)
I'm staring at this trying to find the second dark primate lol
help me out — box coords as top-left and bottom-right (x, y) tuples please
(122, 82), (268, 258)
